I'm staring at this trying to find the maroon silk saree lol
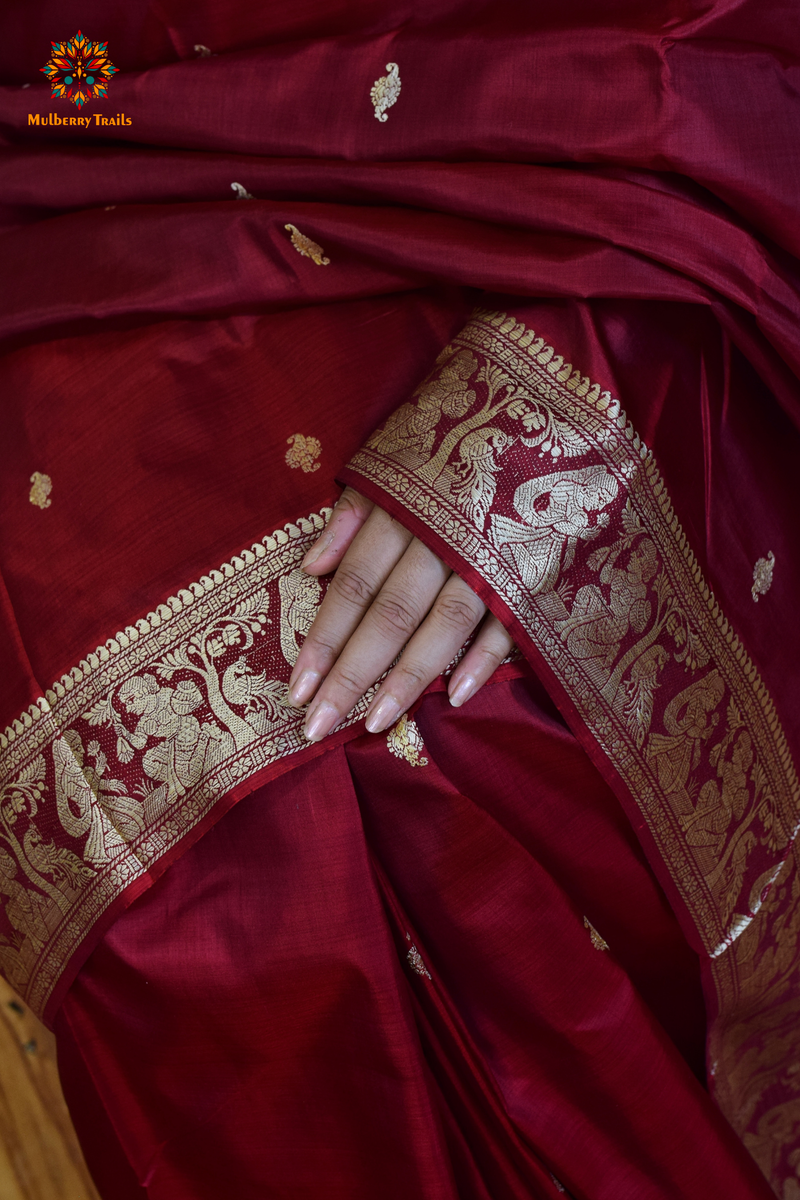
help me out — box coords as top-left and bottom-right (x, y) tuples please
(1, 1), (799, 1196)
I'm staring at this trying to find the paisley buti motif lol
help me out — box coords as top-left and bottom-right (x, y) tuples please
(29, 473), (52, 509)
(386, 714), (429, 767)
(370, 62), (401, 122)
(285, 434), (322, 473)
(284, 224), (330, 266)
(231, 182), (254, 200)
(40, 31), (117, 108)
(751, 552), (775, 602)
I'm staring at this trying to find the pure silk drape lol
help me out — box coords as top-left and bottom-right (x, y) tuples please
(1, 1), (799, 1195)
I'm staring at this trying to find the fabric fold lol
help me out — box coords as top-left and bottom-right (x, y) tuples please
(340, 305), (800, 1189)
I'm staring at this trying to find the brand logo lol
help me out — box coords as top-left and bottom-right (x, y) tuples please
(40, 30), (118, 109)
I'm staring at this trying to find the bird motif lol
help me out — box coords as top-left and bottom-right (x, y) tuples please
(448, 427), (513, 529)
(278, 569), (322, 666)
(221, 657), (288, 722)
(623, 644), (669, 748)
(22, 826), (95, 893)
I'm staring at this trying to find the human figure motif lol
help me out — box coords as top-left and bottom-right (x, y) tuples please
(490, 465), (620, 594)
(0, 847), (51, 951)
(646, 672), (726, 797)
(557, 537), (659, 669)
(683, 730), (754, 850)
(118, 675), (231, 797)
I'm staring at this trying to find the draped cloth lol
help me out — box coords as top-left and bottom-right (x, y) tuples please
(1, 1), (799, 1196)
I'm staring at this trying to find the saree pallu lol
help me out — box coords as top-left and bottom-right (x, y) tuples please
(1, 1), (799, 1195)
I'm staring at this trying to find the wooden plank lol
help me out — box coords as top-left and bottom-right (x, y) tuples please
(0, 977), (100, 1200)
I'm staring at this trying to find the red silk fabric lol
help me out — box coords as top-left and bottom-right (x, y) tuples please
(1, 0), (799, 1195)
(56, 675), (774, 1199)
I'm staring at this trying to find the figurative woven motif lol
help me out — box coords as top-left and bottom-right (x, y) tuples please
(345, 309), (800, 1195)
(0, 511), (386, 1021)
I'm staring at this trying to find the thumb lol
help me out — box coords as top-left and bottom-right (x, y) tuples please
(300, 487), (374, 574)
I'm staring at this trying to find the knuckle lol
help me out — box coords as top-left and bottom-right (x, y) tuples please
(335, 488), (372, 521)
(371, 592), (420, 638)
(394, 660), (428, 691)
(474, 641), (505, 671)
(330, 565), (377, 608)
(329, 664), (368, 699)
(302, 634), (339, 670)
(435, 594), (481, 634)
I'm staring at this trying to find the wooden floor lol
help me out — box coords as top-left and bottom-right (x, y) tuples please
(0, 977), (100, 1200)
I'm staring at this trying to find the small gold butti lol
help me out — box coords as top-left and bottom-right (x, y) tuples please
(284, 224), (330, 266)
(231, 181), (254, 200)
(387, 714), (429, 767)
(583, 916), (609, 951)
(29, 472), (52, 509)
(370, 62), (401, 122)
(285, 434), (322, 474)
(751, 551), (775, 602)
(406, 944), (432, 979)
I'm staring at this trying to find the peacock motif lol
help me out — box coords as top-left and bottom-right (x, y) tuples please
(446, 427), (513, 529)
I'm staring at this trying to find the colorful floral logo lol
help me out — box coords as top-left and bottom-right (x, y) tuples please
(40, 31), (118, 109)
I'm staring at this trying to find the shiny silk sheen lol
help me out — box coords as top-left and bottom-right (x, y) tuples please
(0, 0), (798, 1197)
(55, 676), (773, 1200)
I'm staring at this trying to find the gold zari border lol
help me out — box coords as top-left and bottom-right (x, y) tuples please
(345, 309), (800, 1193)
(0, 510), (387, 1020)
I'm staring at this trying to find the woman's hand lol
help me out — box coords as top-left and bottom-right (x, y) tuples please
(287, 487), (515, 742)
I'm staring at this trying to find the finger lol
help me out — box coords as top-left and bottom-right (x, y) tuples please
(287, 506), (414, 707)
(362, 573), (488, 734)
(447, 613), (515, 708)
(300, 487), (374, 574)
(303, 538), (451, 741)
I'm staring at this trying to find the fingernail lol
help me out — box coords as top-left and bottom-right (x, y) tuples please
(300, 532), (332, 571)
(288, 668), (321, 708)
(304, 701), (339, 742)
(365, 693), (401, 734)
(449, 675), (477, 708)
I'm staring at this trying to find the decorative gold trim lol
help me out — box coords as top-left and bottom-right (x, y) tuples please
(0, 509), (387, 1020)
(345, 308), (800, 1192)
